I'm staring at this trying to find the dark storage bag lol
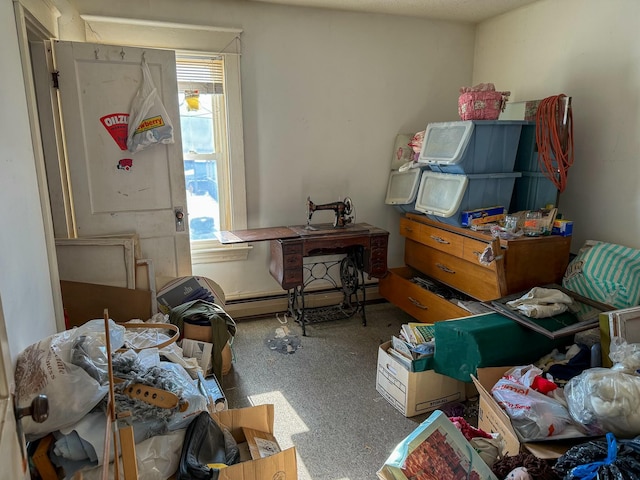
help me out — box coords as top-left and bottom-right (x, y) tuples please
(177, 411), (239, 480)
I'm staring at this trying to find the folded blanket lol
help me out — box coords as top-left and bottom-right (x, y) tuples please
(506, 287), (573, 318)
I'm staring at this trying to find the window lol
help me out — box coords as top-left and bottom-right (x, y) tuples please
(176, 53), (249, 262)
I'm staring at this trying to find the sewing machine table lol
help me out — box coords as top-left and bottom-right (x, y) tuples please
(218, 223), (389, 335)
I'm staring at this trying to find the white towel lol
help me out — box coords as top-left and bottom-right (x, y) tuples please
(506, 287), (573, 318)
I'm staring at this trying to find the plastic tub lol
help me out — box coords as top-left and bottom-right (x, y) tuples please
(418, 120), (533, 174)
(414, 171), (521, 227)
(511, 171), (559, 212)
(385, 168), (424, 213)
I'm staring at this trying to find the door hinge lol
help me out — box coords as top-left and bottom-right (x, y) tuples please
(51, 70), (59, 89)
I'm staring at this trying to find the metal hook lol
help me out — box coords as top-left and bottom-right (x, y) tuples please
(94, 48), (99, 60)
(120, 48), (125, 60)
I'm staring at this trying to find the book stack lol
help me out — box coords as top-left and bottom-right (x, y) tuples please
(386, 323), (436, 372)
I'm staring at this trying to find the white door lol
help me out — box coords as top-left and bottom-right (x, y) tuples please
(0, 295), (30, 480)
(50, 41), (192, 282)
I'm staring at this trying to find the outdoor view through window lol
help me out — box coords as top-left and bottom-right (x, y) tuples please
(177, 55), (227, 242)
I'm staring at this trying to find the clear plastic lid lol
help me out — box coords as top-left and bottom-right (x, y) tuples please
(384, 168), (422, 205)
(414, 171), (468, 217)
(418, 121), (474, 165)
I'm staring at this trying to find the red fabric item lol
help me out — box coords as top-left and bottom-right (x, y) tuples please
(449, 416), (493, 441)
(531, 375), (558, 394)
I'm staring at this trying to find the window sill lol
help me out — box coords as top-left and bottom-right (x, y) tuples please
(191, 243), (252, 264)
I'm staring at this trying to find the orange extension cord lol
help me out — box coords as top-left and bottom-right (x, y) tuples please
(535, 94), (574, 193)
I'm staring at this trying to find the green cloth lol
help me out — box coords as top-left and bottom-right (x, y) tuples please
(169, 300), (236, 379)
(433, 312), (570, 382)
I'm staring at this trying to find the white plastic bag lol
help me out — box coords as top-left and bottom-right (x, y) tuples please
(15, 319), (125, 439)
(565, 367), (640, 437)
(127, 56), (174, 153)
(491, 366), (573, 440)
(564, 339), (640, 438)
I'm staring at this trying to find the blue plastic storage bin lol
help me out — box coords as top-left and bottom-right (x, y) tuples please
(511, 171), (559, 212)
(384, 167), (424, 213)
(514, 123), (539, 172)
(414, 171), (521, 227)
(418, 120), (533, 174)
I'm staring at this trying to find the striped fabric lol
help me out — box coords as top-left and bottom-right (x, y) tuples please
(563, 240), (640, 308)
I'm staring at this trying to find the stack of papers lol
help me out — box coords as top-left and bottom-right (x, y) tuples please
(385, 323), (436, 372)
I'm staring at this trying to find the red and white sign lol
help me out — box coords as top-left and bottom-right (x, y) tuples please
(100, 113), (129, 151)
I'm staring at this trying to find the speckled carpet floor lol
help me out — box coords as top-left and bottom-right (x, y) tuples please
(221, 302), (446, 480)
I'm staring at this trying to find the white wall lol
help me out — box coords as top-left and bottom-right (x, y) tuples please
(62, 0), (476, 299)
(1, 0), (57, 362)
(474, 0), (640, 252)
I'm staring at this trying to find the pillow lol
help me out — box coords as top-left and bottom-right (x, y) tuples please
(563, 240), (640, 309)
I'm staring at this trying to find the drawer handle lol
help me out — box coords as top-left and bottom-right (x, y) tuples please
(430, 235), (450, 245)
(436, 263), (455, 274)
(408, 297), (428, 310)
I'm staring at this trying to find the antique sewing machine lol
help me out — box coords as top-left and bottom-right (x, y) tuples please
(306, 196), (354, 228)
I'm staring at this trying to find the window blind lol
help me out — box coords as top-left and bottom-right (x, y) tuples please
(176, 56), (224, 94)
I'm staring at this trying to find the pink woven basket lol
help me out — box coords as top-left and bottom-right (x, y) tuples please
(458, 90), (509, 121)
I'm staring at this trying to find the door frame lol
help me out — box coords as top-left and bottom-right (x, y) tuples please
(13, 2), (65, 332)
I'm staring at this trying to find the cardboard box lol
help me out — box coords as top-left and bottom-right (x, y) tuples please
(552, 219), (573, 236)
(212, 405), (297, 480)
(181, 338), (213, 375)
(243, 428), (281, 459)
(472, 367), (587, 459)
(460, 206), (506, 227)
(376, 341), (465, 417)
(377, 410), (498, 480)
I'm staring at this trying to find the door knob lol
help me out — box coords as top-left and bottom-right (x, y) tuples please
(15, 394), (49, 423)
(175, 207), (185, 232)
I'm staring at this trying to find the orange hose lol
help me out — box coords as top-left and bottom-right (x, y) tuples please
(535, 94), (573, 193)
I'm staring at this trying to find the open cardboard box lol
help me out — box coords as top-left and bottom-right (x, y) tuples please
(376, 341), (465, 417)
(472, 367), (588, 460)
(211, 404), (298, 480)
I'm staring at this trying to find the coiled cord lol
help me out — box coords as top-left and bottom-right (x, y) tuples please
(536, 94), (573, 193)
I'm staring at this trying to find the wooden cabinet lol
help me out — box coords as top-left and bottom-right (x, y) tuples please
(380, 213), (572, 323)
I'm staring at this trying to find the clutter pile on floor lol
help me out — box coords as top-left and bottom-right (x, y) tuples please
(15, 303), (296, 480)
(377, 304), (640, 479)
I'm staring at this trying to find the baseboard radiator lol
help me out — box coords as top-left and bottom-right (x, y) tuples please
(223, 284), (382, 319)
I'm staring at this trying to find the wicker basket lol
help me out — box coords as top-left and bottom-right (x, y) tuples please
(458, 90), (509, 121)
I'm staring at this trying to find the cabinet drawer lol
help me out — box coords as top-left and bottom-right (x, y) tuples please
(419, 223), (464, 257)
(461, 236), (498, 272)
(379, 267), (470, 323)
(399, 217), (422, 242)
(405, 240), (502, 300)
(400, 218), (464, 257)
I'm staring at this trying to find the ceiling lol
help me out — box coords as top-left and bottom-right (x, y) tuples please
(246, 0), (541, 23)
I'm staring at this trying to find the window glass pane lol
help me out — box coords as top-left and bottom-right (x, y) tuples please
(179, 90), (220, 241)
(179, 92), (215, 154)
(184, 159), (219, 240)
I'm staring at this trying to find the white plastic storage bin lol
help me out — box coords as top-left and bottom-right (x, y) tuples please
(418, 120), (533, 174)
(385, 168), (423, 213)
(415, 171), (521, 227)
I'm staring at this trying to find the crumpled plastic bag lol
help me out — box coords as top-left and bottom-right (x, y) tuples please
(15, 319), (125, 439)
(554, 433), (640, 480)
(491, 365), (573, 440)
(564, 338), (640, 438)
(127, 56), (174, 153)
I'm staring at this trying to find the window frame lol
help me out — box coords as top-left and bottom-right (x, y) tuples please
(176, 51), (250, 264)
